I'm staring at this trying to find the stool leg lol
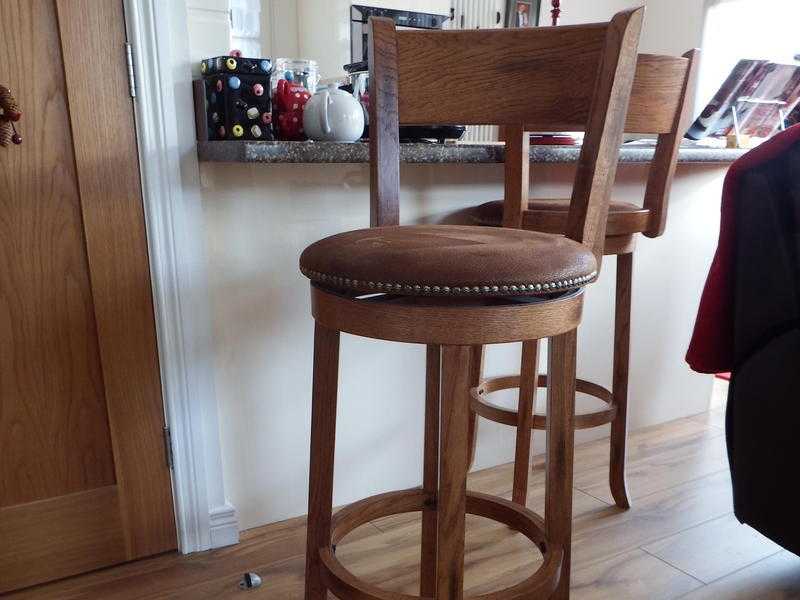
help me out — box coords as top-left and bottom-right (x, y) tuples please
(512, 340), (540, 506)
(610, 252), (633, 509)
(546, 330), (577, 600)
(438, 345), (472, 599)
(466, 345), (484, 471)
(304, 323), (340, 600)
(421, 345), (441, 597)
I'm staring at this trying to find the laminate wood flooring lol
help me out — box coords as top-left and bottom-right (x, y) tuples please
(7, 393), (799, 599)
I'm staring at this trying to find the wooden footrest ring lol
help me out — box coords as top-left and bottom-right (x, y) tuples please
(471, 374), (617, 430)
(318, 488), (564, 600)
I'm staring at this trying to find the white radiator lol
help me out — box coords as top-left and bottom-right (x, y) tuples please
(449, 0), (505, 142)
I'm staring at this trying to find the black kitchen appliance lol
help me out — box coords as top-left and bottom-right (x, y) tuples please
(350, 5), (449, 65)
(347, 4), (465, 143)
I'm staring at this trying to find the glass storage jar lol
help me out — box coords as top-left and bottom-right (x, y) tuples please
(272, 58), (320, 94)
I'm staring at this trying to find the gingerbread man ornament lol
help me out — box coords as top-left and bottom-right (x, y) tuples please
(0, 85), (22, 147)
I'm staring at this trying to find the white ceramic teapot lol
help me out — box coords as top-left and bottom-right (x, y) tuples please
(303, 86), (365, 142)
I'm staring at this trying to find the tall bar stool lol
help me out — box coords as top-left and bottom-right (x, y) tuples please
(301, 10), (643, 600)
(468, 50), (701, 509)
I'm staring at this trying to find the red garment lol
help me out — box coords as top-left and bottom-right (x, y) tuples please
(686, 125), (800, 373)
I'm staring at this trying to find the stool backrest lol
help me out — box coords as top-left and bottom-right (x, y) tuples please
(518, 51), (700, 240)
(368, 8), (644, 267)
(628, 50), (701, 238)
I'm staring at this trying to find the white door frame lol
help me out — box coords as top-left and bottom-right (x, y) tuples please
(123, 0), (238, 553)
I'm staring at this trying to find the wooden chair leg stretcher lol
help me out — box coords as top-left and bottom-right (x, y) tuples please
(304, 287), (580, 600)
(468, 250), (634, 509)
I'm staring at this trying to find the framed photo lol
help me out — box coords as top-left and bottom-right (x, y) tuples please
(505, 0), (542, 28)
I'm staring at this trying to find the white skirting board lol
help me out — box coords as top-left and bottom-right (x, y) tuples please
(209, 503), (240, 549)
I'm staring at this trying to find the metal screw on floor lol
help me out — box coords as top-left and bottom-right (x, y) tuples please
(238, 572), (262, 590)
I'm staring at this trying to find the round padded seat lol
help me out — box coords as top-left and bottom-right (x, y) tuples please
(300, 224), (597, 298)
(471, 198), (651, 236)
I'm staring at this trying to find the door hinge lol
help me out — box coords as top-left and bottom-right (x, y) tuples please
(163, 426), (174, 469)
(125, 42), (137, 98)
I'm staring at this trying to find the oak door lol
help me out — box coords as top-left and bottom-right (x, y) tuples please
(0, 0), (176, 592)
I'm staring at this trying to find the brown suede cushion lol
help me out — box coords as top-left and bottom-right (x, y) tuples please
(299, 225), (597, 297)
(470, 198), (651, 236)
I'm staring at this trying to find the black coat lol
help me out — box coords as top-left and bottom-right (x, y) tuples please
(727, 135), (800, 556)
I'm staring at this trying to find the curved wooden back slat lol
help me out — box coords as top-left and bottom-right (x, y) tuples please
(626, 53), (692, 134)
(395, 23), (608, 129)
(642, 49), (702, 238)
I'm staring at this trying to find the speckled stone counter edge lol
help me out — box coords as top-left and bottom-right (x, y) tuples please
(197, 140), (746, 165)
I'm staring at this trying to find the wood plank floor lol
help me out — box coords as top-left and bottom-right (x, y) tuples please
(7, 395), (800, 599)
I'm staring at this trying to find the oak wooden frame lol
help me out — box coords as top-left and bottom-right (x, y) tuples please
(470, 49), (702, 511)
(304, 289), (580, 600)
(304, 10), (644, 599)
(517, 50), (703, 239)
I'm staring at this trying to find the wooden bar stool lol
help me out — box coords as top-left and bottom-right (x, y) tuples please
(468, 50), (701, 509)
(301, 9), (643, 599)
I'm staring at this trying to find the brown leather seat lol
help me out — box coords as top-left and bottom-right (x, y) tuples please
(300, 225), (597, 298)
(470, 198), (651, 237)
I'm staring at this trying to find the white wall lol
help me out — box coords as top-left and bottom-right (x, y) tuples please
(262, 0), (300, 58)
(186, 0), (231, 72)
(551, 0), (706, 56)
(296, 0), (452, 79)
(186, 0), (712, 79)
(295, 0), (707, 80)
(186, 0), (721, 531)
(199, 162), (720, 530)
(555, 0), (708, 118)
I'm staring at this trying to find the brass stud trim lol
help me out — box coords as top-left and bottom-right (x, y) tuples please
(300, 267), (598, 297)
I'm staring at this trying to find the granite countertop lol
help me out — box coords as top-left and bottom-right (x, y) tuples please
(197, 140), (746, 165)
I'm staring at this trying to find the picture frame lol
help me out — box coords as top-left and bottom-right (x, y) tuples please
(505, 0), (542, 28)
